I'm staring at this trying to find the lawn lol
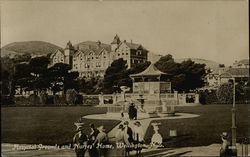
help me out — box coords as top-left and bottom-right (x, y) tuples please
(1, 104), (248, 147)
(1, 106), (120, 145)
(144, 104), (249, 147)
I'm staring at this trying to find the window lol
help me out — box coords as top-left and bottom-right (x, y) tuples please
(122, 53), (124, 55)
(126, 53), (128, 55)
(104, 56), (106, 58)
(118, 53), (120, 56)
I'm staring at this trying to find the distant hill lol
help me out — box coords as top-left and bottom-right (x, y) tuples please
(1, 41), (62, 57)
(175, 58), (222, 71)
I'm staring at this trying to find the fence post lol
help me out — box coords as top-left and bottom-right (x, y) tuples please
(112, 93), (117, 105)
(174, 91), (178, 105)
(98, 93), (104, 106)
(195, 94), (199, 104)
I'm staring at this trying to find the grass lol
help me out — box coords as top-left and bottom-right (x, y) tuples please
(144, 104), (249, 147)
(1, 104), (248, 147)
(1, 106), (120, 145)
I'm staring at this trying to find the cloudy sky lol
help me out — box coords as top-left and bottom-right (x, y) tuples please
(1, 0), (248, 65)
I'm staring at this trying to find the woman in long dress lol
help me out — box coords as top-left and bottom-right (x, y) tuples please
(133, 121), (144, 155)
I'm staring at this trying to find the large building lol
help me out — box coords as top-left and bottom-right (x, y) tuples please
(50, 35), (149, 78)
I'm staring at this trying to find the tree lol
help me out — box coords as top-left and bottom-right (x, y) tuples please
(48, 63), (79, 95)
(127, 61), (151, 75)
(155, 55), (206, 92)
(28, 56), (51, 94)
(102, 58), (129, 94)
(217, 83), (233, 104)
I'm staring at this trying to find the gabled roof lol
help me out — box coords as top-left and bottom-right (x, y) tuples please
(50, 49), (65, 58)
(226, 68), (249, 77)
(236, 59), (249, 65)
(73, 50), (85, 57)
(130, 63), (167, 77)
(121, 42), (147, 51)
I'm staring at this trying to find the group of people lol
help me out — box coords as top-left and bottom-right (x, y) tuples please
(73, 123), (108, 157)
(115, 121), (144, 157)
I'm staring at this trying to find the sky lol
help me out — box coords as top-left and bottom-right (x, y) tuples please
(1, 0), (248, 65)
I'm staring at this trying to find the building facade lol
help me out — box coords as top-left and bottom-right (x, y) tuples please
(50, 35), (148, 78)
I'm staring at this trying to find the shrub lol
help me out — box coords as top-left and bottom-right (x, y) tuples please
(45, 95), (54, 104)
(29, 94), (40, 105)
(75, 94), (83, 104)
(217, 83), (233, 104)
(199, 90), (218, 105)
(1, 96), (15, 106)
(54, 95), (66, 105)
(39, 91), (48, 104)
(66, 89), (78, 105)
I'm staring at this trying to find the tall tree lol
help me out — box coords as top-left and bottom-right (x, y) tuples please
(102, 58), (129, 94)
(155, 55), (206, 92)
(28, 56), (51, 94)
(48, 63), (79, 95)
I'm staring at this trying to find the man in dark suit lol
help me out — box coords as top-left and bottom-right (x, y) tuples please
(73, 127), (88, 157)
(124, 121), (133, 156)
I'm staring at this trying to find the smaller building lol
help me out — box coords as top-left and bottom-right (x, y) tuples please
(219, 68), (249, 84)
(130, 63), (171, 94)
(232, 59), (249, 68)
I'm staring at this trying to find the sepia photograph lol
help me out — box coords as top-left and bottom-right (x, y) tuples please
(1, 0), (249, 156)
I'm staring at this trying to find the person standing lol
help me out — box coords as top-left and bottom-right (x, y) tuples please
(73, 126), (88, 157)
(128, 104), (133, 120)
(88, 123), (100, 157)
(93, 126), (109, 157)
(124, 121), (133, 156)
(133, 121), (144, 155)
(115, 124), (126, 157)
(220, 132), (231, 157)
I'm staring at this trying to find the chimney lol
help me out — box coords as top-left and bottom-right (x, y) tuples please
(124, 40), (126, 43)
(131, 40), (132, 43)
(97, 40), (101, 48)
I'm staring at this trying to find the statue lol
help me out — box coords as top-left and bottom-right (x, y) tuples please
(150, 122), (163, 148)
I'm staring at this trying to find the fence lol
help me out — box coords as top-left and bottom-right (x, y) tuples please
(86, 91), (200, 106)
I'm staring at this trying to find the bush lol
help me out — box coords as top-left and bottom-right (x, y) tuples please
(66, 89), (77, 105)
(14, 96), (30, 105)
(75, 94), (83, 104)
(1, 96), (15, 105)
(45, 95), (54, 104)
(39, 91), (48, 104)
(54, 95), (66, 105)
(199, 90), (218, 105)
(29, 94), (40, 105)
(217, 83), (233, 104)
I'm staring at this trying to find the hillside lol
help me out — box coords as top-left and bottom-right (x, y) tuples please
(1, 41), (62, 57)
(175, 58), (221, 70)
